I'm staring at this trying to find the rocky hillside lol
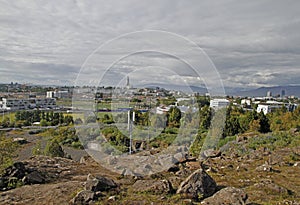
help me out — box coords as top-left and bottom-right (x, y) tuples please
(0, 133), (300, 205)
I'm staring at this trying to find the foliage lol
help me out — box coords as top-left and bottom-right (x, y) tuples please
(167, 106), (181, 128)
(44, 140), (64, 157)
(32, 141), (43, 155)
(14, 110), (74, 127)
(0, 134), (18, 174)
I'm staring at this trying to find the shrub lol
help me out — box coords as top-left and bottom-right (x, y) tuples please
(44, 140), (64, 157)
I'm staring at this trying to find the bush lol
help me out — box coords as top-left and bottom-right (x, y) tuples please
(44, 140), (64, 157)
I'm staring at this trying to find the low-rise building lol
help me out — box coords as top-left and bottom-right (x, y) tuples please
(0, 97), (56, 110)
(210, 98), (229, 109)
(257, 101), (297, 114)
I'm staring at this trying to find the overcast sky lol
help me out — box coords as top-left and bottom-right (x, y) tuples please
(0, 0), (300, 90)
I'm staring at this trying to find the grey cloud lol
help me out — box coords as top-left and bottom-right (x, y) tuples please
(0, 0), (299, 88)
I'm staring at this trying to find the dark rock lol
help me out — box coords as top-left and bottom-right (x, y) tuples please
(0, 177), (7, 190)
(4, 162), (26, 179)
(201, 187), (248, 205)
(168, 165), (180, 172)
(85, 175), (117, 192)
(70, 190), (95, 205)
(23, 171), (45, 184)
(176, 169), (217, 199)
(132, 179), (172, 194)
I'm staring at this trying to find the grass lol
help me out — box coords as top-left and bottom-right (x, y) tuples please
(0, 112), (15, 123)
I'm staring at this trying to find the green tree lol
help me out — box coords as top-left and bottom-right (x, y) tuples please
(167, 106), (181, 128)
(199, 105), (212, 131)
(258, 111), (270, 133)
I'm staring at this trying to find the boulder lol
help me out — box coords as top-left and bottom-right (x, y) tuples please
(132, 179), (172, 194)
(85, 175), (117, 192)
(4, 162), (26, 179)
(256, 164), (273, 172)
(200, 187), (248, 205)
(22, 171), (45, 184)
(0, 177), (8, 191)
(176, 169), (217, 199)
(201, 149), (221, 160)
(70, 190), (95, 205)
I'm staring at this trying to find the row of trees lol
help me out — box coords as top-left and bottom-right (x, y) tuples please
(0, 110), (74, 128)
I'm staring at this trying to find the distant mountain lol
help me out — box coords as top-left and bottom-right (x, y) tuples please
(136, 83), (300, 98)
(138, 83), (208, 94)
(229, 86), (300, 98)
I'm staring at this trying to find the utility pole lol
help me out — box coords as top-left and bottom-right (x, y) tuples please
(128, 110), (135, 154)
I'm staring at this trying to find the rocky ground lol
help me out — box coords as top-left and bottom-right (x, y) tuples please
(0, 130), (300, 205)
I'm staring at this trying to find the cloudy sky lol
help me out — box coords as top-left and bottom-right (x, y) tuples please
(0, 0), (300, 90)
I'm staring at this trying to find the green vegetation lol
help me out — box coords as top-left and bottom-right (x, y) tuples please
(0, 133), (18, 174)
(0, 110), (74, 128)
(44, 140), (64, 157)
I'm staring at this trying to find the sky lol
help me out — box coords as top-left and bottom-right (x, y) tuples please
(0, 0), (300, 90)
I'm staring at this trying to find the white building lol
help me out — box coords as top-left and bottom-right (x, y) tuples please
(0, 98), (56, 110)
(46, 90), (70, 99)
(241, 99), (251, 106)
(257, 101), (297, 115)
(210, 99), (229, 109)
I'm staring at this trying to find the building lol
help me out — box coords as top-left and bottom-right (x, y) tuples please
(241, 99), (251, 106)
(257, 101), (297, 115)
(46, 90), (70, 99)
(0, 97), (56, 110)
(266, 91), (272, 97)
(210, 99), (229, 109)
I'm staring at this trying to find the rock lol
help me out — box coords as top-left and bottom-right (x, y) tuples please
(186, 161), (201, 170)
(107, 156), (118, 165)
(290, 127), (299, 134)
(0, 177), (7, 190)
(175, 168), (192, 177)
(108, 195), (116, 202)
(176, 169), (217, 199)
(182, 199), (193, 204)
(132, 179), (172, 194)
(174, 152), (188, 163)
(121, 168), (138, 177)
(168, 176), (182, 190)
(70, 190), (95, 205)
(200, 187), (248, 205)
(256, 164), (273, 172)
(168, 165), (180, 172)
(85, 175), (117, 192)
(201, 149), (221, 159)
(13, 137), (27, 144)
(236, 135), (247, 142)
(22, 171), (45, 184)
(4, 162), (26, 179)
(79, 156), (90, 164)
